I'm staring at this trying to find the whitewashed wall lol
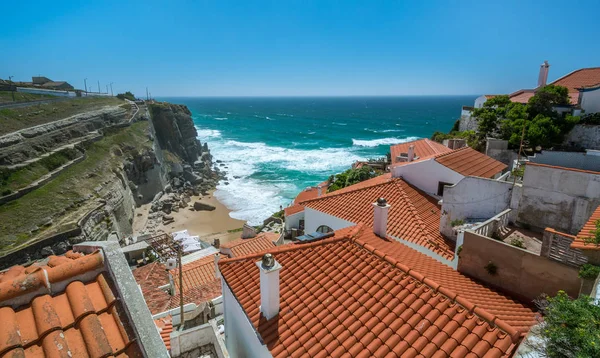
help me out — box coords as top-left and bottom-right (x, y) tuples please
(581, 88), (600, 114)
(223, 281), (271, 358)
(304, 207), (354, 234)
(517, 164), (600, 233)
(474, 95), (488, 108)
(392, 159), (464, 196)
(440, 177), (520, 237)
(284, 211), (304, 231)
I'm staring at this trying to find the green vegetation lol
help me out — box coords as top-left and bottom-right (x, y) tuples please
(537, 291), (600, 358)
(227, 227), (244, 233)
(580, 113), (600, 125)
(116, 91), (136, 101)
(0, 148), (80, 194)
(510, 238), (526, 249)
(430, 130), (481, 150)
(579, 264), (600, 280)
(472, 86), (579, 150)
(450, 219), (465, 227)
(272, 209), (285, 219)
(511, 165), (525, 180)
(484, 261), (498, 275)
(0, 121), (151, 253)
(327, 166), (382, 193)
(583, 219), (600, 246)
(0, 96), (125, 135)
(0, 90), (52, 104)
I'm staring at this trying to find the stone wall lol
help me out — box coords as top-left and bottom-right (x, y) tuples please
(564, 124), (600, 150)
(458, 231), (580, 301)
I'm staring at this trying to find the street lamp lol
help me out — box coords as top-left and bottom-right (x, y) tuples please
(84, 78), (88, 93)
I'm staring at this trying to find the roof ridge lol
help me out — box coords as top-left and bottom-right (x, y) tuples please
(299, 176), (396, 205)
(433, 146), (469, 160)
(550, 67), (600, 86)
(526, 162), (600, 175)
(392, 180), (437, 246)
(351, 236), (522, 343)
(219, 224), (365, 266)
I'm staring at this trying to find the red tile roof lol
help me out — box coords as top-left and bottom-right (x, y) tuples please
(301, 176), (456, 260)
(508, 89), (536, 104)
(132, 262), (172, 314)
(0, 251), (143, 358)
(219, 225), (536, 358)
(284, 203), (304, 216)
(571, 205), (600, 250)
(551, 67), (600, 104)
(154, 316), (173, 351)
(390, 138), (452, 167)
(171, 255), (220, 300)
(221, 232), (279, 258)
(435, 147), (507, 178)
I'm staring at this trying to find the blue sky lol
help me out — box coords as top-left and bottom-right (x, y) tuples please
(1, 0), (599, 97)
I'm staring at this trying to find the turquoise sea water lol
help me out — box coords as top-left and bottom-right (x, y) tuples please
(158, 96), (475, 224)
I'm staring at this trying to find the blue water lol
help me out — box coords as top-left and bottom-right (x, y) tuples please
(158, 96), (475, 224)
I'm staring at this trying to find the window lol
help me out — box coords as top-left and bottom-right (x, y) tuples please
(437, 182), (452, 196)
(316, 225), (333, 234)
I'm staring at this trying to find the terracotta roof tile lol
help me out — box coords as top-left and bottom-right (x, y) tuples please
(220, 232), (279, 258)
(284, 204), (304, 216)
(219, 225), (535, 357)
(132, 262), (172, 314)
(154, 316), (173, 351)
(301, 177), (455, 260)
(390, 139), (452, 167)
(508, 89), (536, 104)
(435, 147), (507, 178)
(0, 251), (143, 357)
(551, 67), (600, 104)
(571, 205), (600, 250)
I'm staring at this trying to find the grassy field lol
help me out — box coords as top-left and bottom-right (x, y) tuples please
(0, 121), (151, 253)
(0, 91), (52, 103)
(0, 96), (126, 135)
(0, 148), (80, 195)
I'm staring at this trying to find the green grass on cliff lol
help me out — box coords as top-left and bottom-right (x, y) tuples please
(0, 121), (151, 254)
(0, 91), (52, 103)
(0, 96), (127, 136)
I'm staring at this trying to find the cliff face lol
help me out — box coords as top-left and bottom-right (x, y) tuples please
(148, 103), (202, 164)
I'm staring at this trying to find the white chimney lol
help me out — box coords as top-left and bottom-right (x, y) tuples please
(214, 253), (221, 279)
(256, 253), (282, 320)
(373, 198), (390, 238)
(407, 145), (415, 162)
(166, 258), (177, 270)
(538, 60), (550, 87)
(317, 185), (322, 197)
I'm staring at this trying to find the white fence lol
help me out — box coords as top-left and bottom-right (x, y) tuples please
(471, 209), (511, 238)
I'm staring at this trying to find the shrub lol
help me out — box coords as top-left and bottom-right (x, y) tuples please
(450, 219), (465, 227)
(510, 238), (526, 249)
(582, 219), (600, 246)
(579, 264), (600, 280)
(484, 261), (497, 275)
(1, 189), (11, 196)
(537, 291), (600, 358)
(116, 91), (136, 101)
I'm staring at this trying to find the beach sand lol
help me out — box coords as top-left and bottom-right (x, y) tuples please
(133, 190), (247, 245)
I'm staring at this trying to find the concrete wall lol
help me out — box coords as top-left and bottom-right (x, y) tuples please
(458, 231), (581, 301)
(474, 95), (487, 108)
(304, 207), (354, 234)
(485, 138), (518, 167)
(564, 124), (600, 150)
(392, 159), (464, 196)
(459, 111), (478, 132)
(517, 164), (600, 234)
(284, 211), (303, 231)
(581, 87), (600, 114)
(440, 177), (520, 237)
(223, 281), (271, 358)
(170, 319), (226, 358)
(529, 150), (600, 172)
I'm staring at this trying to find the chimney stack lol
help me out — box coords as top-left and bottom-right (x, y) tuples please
(407, 145), (415, 162)
(317, 185), (322, 197)
(373, 197), (391, 238)
(214, 253), (221, 279)
(538, 60), (550, 88)
(256, 253), (282, 320)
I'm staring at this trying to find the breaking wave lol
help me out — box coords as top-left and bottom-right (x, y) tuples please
(351, 136), (419, 147)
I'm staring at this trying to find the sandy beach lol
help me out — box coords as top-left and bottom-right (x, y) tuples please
(133, 190), (247, 245)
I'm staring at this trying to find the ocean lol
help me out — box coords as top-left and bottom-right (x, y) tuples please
(158, 96), (475, 225)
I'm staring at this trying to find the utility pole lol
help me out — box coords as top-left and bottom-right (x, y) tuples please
(8, 76), (15, 102)
(178, 246), (184, 326)
(97, 81), (100, 93)
(512, 121), (527, 186)
(84, 78), (88, 93)
(106, 84), (108, 94)
(109, 82), (113, 96)
(146, 87), (149, 101)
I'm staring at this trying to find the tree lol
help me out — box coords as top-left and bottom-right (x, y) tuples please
(537, 291), (600, 358)
(527, 85), (570, 119)
(116, 91), (136, 101)
(327, 166), (380, 193)
(472, 95), (511, 141)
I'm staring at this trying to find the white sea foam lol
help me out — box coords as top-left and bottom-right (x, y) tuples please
(364, 128), (405, 133)
(352, 136), (419, 147)
(332, 122), (347, 126)
(214, 117), (228, 120)
(196, 129), (222, 139)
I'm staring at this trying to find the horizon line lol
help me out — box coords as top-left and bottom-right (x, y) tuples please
(154, 94), (480, 98)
